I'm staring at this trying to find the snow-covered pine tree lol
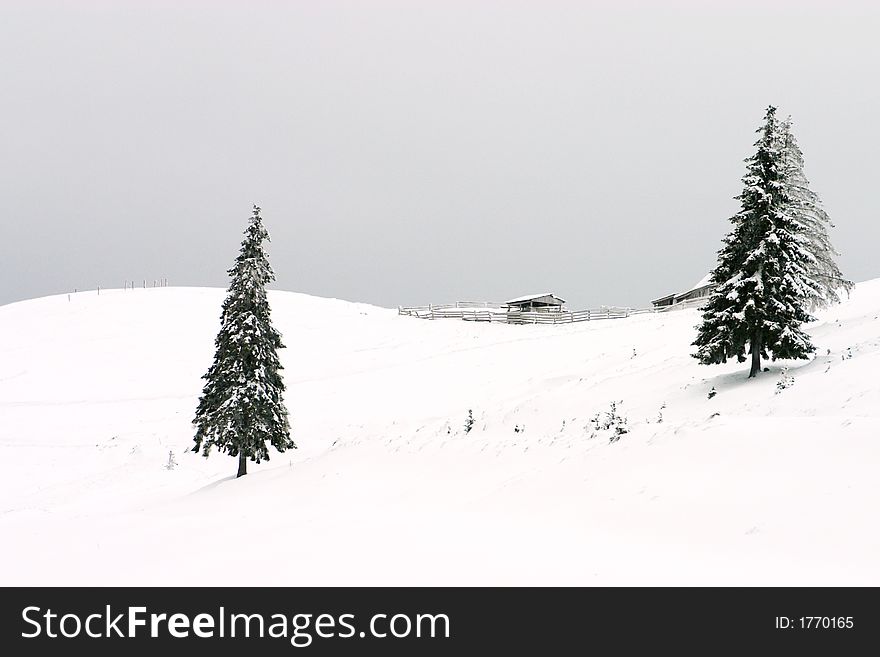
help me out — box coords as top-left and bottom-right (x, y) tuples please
(780, 116), (852, 308)
(693, 106), (819, 378)
(192, 205), (294, 477)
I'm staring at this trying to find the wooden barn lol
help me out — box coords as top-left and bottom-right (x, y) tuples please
(504, 293), (566, 313)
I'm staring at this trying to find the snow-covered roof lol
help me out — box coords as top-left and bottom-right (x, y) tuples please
(679, 273), (713, 296)
(504, 293), (566, 305)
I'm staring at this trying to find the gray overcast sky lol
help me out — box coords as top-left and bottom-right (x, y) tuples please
(2, 0), (878, 309)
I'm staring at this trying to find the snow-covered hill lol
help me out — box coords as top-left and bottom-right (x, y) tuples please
(1, 282), (878, 585)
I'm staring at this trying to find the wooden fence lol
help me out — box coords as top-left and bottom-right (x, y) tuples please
(397, 299), (704, 324)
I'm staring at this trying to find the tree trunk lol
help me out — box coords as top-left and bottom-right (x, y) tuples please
(237, 452), (247, 478)
(748, 329), (762, 378)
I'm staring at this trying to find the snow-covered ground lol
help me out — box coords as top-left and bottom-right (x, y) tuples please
(1, 281), (878, 585)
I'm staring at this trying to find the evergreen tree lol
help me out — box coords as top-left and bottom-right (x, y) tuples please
(693, 106), (819, 378)
(780, 117), (852, 308)
(192, 205), (294, 477)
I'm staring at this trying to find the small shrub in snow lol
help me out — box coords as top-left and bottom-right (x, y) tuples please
(514, 424), (525, 434)
(708, 387), (717, 400)
(164, 450), (177, 471)
(591, 401), (628, 444)
(775, 369), (795, 393)
(464, 409), (475, 434)
(586, 414), (600, 439)
(657, 402), (666, 423)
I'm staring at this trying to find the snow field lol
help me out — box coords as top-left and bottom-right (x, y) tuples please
(0, 282), (878, 584)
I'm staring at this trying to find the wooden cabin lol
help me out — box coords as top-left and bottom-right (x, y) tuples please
(651, 293), (676, 309)
(504, 293), (566, 313)
(651, 274), (714, 309)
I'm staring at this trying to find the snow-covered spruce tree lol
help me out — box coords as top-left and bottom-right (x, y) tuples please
(780, 116), (852, 308)
(192, 205), (294, 477)
(693, 106), (819, 378)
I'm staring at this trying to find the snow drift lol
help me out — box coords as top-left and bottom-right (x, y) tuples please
(0, 282), (878, 585)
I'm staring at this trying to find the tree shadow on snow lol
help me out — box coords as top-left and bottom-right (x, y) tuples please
(187, 474), (238, 497)
(700, 356), (821, 394)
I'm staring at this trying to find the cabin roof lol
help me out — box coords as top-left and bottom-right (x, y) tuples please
(504, 293), (566, 306)
(678, 273), (713, 296)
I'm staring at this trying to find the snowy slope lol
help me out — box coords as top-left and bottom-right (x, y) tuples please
(0, 282), (878, 585)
